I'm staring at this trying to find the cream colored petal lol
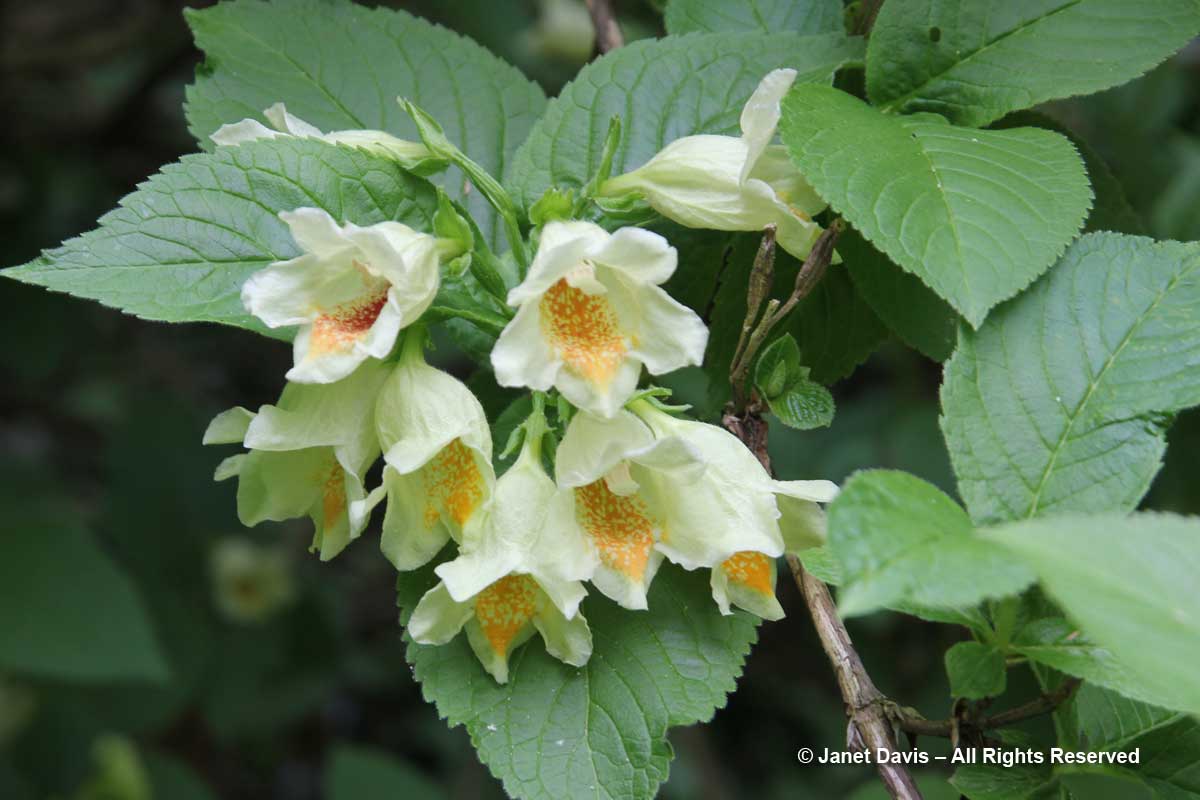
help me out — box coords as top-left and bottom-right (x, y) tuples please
(287, 328), (372, 384)
(507, 227), (599, 306)
(773, 479), (839, 504)
(739, 68), (797, 183)
(590, 549), (663, 611)
(244, 360), (388, 473)
(234, 448), (328, 527)
(749, 146), (827, 217)
(211, 119), (281, 147)
(587, 226), (677, 286)
(213, 454), (246, 482)
(263, 103), (325, 138)
(533, 599), (593, 667)
(464, 575), (541, 684)
(203, 406), (255, 445)
(378, 467), (454, 571)
(602, 135), (749, 229)
(376, 355), (492, 469)
(554, 355), (642, 419)
(711, 552), (785, 620)
(278, 208), (354, 259)
(491, 302), (561, 391)
(620, 283), (709, 375)
(311, 458), (368, 561)
(778, 495), (828, 553)
(407, 581), (476, 645)
(555, 410), (656, 488)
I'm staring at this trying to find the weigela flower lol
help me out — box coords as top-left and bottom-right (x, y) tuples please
(211, 102), (435, 168)
(554, 409), (703, 610)
(628, 399), (838, 619)
(491, 220), (708, 417)
(407, 429), (595, 683)
(203, 360), (391, 560)
(597, 69), (827, 259)
(243, 207), (453, 384)
(353, 334), (495, 571)
(210, 538), (296, 624)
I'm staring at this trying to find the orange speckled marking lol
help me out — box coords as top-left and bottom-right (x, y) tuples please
(575, 480), (655, 580)
(321, 460), (347, 529)
(539, 278), (626, 384)
(310, 271), (389, 355)
(721, 551), (774, 596)
(474, 575), (537, 656)
(422, 439), (485, 529)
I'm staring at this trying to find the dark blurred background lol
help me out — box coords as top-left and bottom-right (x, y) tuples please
(1, 2), (1197, 798)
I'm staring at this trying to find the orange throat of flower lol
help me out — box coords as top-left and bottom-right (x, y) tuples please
(309, 275), (390, 356)
(421, 438), (486, 529)
(721, 551), (775, 596)
(538, 278), (627, 386)
(574, 479), (656, 582)
(474, 575), (538, 656)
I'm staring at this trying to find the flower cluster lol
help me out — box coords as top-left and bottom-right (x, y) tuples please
(204, 70), (836, 683)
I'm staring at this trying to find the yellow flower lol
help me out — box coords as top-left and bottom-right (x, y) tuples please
(491, 220), (708, 417)
(599, 69), (826, 259)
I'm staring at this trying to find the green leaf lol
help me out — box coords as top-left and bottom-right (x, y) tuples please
(326, 745), (444, 800)
(828, 470), (1034, 618)
(766, 380), (835, 431)
(506, 32), (865, 209)
(1072, 684), (1182, 752)
(664, 0), (846, 35)
(951, 764), (1058, 800)
(940, 233), (1200, 524)
(840, 227), (958, 362)
(184, 0), (545, 247)
(0, 506), (169, 683)
(3, 139), (436, 338)
(1012, 618), (1158, 709)
(754, 334), (805, 399)
(798, 546), (990, 633)
(866, 0), (1200, 127)
(397, 562), (757, 800)
(986, 512), (1200, 715)
(780, 84), (1092, 326)
(1118, 716), (1200, 798)
(993, 111), (1145, 237)
(945, 641), (1006, 700)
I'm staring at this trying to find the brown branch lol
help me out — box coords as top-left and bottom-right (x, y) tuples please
(896, 678), (1082, 738)
(584, 0), (623, 53)
(722, 224), (921, 800)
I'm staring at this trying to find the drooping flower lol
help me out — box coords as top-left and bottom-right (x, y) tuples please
(554, 409), (703, 609)
(407, 414), (596, 683)
(627, 399), (838, 619)
(491, 220), (708, 417)
(210, 537), (296, 624)
(352, 332), (495, 571)
(203, 359), (391, 560)
(211, 102), (436, 169)
(597, 69), (826, 259)
(243, 207), (458, 384)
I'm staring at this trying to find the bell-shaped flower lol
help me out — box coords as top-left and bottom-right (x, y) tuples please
(352, 334), (495, 571)
(211, 102), (435, 169)
(243, 207), (455, 384)
(210, 538), (296, 624)
(628, 399), (838, 618)
(554, 409), (703, 609)
(491, 220), (708, 417)
(202, 359), (391, 560)
(597, 69), (826, 259)
(407, 431), (596, 683)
